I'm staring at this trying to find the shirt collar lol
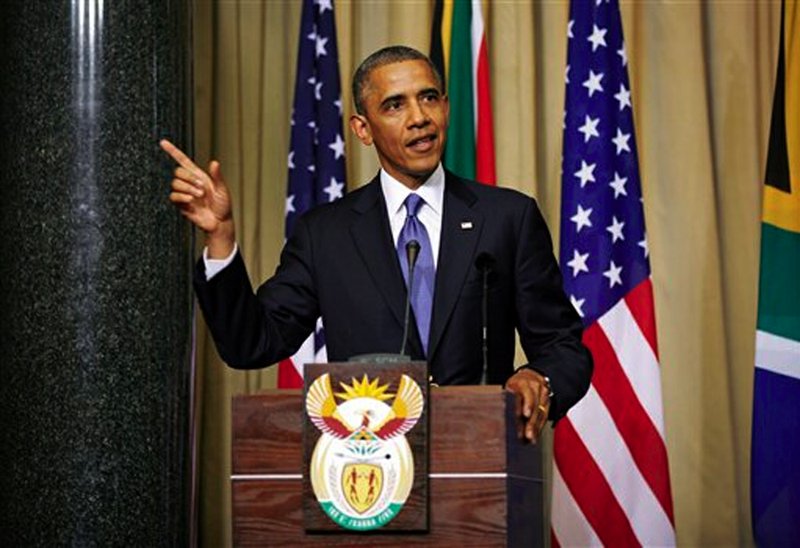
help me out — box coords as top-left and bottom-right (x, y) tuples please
(380, 164), (445, 217)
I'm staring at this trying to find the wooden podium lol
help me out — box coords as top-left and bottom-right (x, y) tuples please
(231, 385), (543, 546)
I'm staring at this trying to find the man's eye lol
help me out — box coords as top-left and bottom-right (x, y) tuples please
(385, 100), (401, 111)
(422, 93), (439, 103)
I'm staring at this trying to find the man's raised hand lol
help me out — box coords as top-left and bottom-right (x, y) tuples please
(160, 139), (236, 258)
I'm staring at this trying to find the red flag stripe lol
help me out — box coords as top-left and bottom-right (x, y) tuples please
(277, 358), (303, 388)
(585, 322), (676, 522)
(623, 278), (659, 358)
(475, 35), (496, 185)
(554, 419), (640, 546)
(551, 463), (603, 546)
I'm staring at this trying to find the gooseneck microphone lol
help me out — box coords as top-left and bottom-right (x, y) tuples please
(399, 240), (421, 356)
(474, 252), (496, 384)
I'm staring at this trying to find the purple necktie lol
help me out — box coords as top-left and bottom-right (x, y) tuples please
(396, 193), (435, 356)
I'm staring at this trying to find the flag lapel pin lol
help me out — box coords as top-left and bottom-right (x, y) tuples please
(460, 221), (473, 230)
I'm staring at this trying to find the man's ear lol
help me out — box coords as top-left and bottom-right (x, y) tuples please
(349, 114), (373, 146)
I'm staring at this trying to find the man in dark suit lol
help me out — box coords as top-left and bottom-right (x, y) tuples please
(161, 46), (591, 442)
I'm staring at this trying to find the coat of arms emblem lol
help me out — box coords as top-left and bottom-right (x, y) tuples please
(306, 372), (424, 531)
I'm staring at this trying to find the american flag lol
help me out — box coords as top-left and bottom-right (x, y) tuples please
(552, 1), (675, 545)
(277, 0), (346, 388)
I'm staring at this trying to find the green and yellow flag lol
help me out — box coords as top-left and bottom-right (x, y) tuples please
(430, 0), (496, 185)
(751, 1), (800, 544)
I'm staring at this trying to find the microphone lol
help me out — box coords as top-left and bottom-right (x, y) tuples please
(474, 252), (495, 384)
(399, 240), (421, 356)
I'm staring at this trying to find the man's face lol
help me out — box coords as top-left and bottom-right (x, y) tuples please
(350, 60), (449, 189)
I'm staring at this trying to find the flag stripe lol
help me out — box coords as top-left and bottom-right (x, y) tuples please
(554, 418), (640, 546)
(597, 296), (666, 434)
(474, 35), (496, 185)
(551, 464), (602, 547)
(623, 277), (659, 357)
(757, 223), (800, 340)
(752, 368), (800, 542)
(443, 0), (476, 180)
(756, 330), (800, 380)
(570, 386), (675, 545)
(441, 0), (454, 81)
(586, 321), (675, 521)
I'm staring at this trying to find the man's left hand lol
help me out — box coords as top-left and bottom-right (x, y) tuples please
(505, 368), (551, 443)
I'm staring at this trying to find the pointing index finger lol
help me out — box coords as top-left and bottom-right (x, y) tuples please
(160, 139), (201, 173)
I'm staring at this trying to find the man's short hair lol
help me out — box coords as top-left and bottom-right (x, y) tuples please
(351, 45), (444, 115)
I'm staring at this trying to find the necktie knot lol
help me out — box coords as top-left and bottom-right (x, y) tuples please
(404, 193), (424, 218)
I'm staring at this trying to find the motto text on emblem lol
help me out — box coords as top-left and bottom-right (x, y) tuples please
(306, 373), (424, 531)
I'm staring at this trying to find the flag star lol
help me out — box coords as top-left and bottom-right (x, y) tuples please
(316, 0), (332, 14)
(574, 160), (597, 188)
(286, 194), (296, 214)
(334, 97), (343, 115)
(614, 83), (632, 111)
(288, 151), (295, 170)
(582, 70), (604, 97)
(308, 121), (319, 143)
(618, 42), (628, 66)
(307, 164), (316, 172)
(571, 204), (593, 232)
(323, 177), (344, 202)
(306, 25), (317, 42)
(314, 81), (323, 101)
(315, 35), (328, 58)
(567, 19), (575, 39)
(609, 172), (628, 198)
(307, 75), (316, 87)
(562, 110), (567, 129)
(603, 260), (623, 288)
(567, 249), (590, 277)
(565, 64), (571, 84)
(328, 133), (345, 159)
(570, 295), (586, 318)
(606, 216), (625, 243)
(578, 115), (600, 143)
(639, 234), (650, 258)
(587, 24), (608, 52)
(612, 128), (631, 155)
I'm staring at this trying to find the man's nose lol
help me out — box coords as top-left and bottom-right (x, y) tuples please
(407, 100), (430, 127)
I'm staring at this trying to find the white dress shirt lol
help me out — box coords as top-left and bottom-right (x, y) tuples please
(380, 164), (444, 267)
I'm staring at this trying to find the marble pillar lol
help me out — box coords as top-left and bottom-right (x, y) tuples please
(0, 1), (194, 544)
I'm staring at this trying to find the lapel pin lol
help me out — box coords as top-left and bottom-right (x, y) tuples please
(460, 221), (473, 230)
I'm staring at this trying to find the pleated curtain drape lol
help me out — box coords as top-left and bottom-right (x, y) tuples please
(190, 1), (779, 545)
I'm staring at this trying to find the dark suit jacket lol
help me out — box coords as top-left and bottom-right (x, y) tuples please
(194, 170), (592, 420)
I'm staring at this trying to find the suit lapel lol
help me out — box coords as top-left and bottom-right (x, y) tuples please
(428, 172), (483, 361)
(348, 175), (409, 334)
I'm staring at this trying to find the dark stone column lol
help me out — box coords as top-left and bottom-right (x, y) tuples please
(0, 1), (194, 545)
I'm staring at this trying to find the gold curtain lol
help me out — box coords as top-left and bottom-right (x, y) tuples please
(191, 1), (780, 545)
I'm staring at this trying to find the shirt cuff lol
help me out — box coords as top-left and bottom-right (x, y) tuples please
(203, 243), (238, 280)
